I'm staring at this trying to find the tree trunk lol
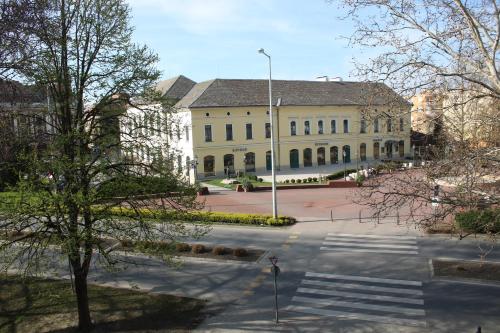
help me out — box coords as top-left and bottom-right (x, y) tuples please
(74, 269), (93, 331)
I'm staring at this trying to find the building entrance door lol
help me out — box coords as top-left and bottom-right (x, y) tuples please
(266, 151), (272, 171)
(290, 149), (299, 168)
(224, 154), (235, 177)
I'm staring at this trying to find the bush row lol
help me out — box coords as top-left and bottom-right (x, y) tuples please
(283, 177), (319, 184)
(455, 208), (500, 234)
(326, 169), (357, 180)
(103, 207), (296, 226)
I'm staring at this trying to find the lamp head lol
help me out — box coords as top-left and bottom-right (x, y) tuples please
(258, 48), (265, 54)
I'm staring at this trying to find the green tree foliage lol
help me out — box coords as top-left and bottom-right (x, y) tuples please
(0, 0), (207, 330)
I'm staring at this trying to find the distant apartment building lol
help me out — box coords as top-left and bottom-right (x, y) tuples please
(411, 90), (499, 149)
(0, 80), (53, 158)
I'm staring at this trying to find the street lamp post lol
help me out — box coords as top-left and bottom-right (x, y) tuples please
(343, 149), (347, 180)
(258, 48), (278, 219)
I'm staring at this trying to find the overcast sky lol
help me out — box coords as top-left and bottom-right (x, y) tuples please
(127, 0), (377, 83)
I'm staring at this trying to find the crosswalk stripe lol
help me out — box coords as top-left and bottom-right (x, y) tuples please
(320, 247), (419, 255)
(327, 233), (417, 240)
(301, 279), (424, 296)
(297, 287), (424, 305)
(322, 241), (418, 250)
(325, 236), (416, 245)
(286, 305), (427, 327)
(304, 272), (422, 286)
(292, 296), (426, 316)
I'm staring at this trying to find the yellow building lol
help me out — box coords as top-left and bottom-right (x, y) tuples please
(174, 79), (411, 179)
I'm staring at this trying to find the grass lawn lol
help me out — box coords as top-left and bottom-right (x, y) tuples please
(0, 192), (21, 212)
(0, 275), (206, 333)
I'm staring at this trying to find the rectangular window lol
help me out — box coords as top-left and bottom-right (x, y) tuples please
(204, 125), (212, 142)
(185, 125), (189, 142)
(290, 121), (297, 136)
(360, 118), (366, 133)
(265, 122), (271, 138)
(374, 118), (379, 133)
(304, 121), (310, 135)
(399, 118), (404, 131)
(343, 119), (349, 133)
(246, 123), (253, 140)
(331, 120), (336, 134)
(387, 118), (392, 132)
(318, 120), (324, 134)
(226, 124), (233, 141)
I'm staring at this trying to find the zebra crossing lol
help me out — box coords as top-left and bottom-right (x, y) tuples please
(321, 233), (419, 255)
(286, 272), (426, 327)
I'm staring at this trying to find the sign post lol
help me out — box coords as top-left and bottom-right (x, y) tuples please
(269, 256), (280, 324)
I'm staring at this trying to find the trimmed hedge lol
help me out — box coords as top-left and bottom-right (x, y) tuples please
(455, 209), (500, 234)
(326, 169), (357, 180)
(102, 206), (296, 226)
(97, 176), (187, 198)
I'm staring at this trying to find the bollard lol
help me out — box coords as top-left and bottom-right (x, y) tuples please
(397, 211), (400, 225)
(330, 210), (333, 223)
(477, 326), (481, 333)
(359, 210), (362, 223)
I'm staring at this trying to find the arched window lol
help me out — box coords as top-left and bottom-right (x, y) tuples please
(343, 119), (349, 133)
(399, 140), (405, 157)
(360, 143), (367, 161)
(317, 147), (325, 165)
(304, 121), (310, 135)
(203, 155), (215, 177)
(245, 152), (255, 172)
(224, 154), (234, 176)
(330, 146), (338, 164)
(318, 120), (324, 134)
(342, 145), (351, 163)
(289, 149), (299, 168)
(290, 121), (296, 136)
(331, 120), (336, 133)
(374, 118), (379, 133)
(303, 148), (312, 167)
(373, 142), (380, 160)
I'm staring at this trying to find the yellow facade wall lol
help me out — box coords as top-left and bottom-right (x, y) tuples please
(190, 105), (411, 178)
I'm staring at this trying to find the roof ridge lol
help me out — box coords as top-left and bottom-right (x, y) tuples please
(188, 79), (217, 108)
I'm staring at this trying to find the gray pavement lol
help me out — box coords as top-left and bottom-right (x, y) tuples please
(5, 215), (499, 332)
(194, 220), (500, 332)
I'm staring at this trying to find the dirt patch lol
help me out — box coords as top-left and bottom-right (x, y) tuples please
(433, 259), (500, 282)
(121, 242), (265, 263)
(425, 223), (455, 234)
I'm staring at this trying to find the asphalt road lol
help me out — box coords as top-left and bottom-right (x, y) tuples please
(5, 218), (499, 332)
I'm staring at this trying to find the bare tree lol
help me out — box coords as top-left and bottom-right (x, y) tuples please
(330, 0), (499, 234)
(0, 0), (206, 330)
